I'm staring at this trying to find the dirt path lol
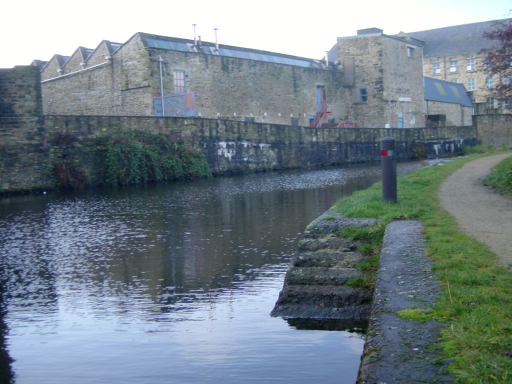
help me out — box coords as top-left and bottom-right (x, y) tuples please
(439, 153), (512, 268)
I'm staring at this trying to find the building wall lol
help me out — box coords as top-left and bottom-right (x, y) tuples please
(41, 34), (350, 126)
(426, 101), (473, 126)
(336, 33), (425, 128)
(0, 66), (48, 192)
(150, 46), (349, 126)
(422, 51), (511, 113)
(42, 35), (154, 116)
(381, 37), (425, 127)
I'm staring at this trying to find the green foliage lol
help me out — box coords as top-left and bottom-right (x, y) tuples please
(484, 156), (512, 197)
(345, 275), (373, 289)
(51, 160), (88, 191)
(396, 308), (433, 322)
(96, 131), (211, 187)
(412, 142), (427, 160)
(333, 153), (512, 382)
(462, 144), (496, 155)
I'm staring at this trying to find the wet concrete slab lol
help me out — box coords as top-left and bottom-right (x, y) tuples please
(358, 220), (454, 383)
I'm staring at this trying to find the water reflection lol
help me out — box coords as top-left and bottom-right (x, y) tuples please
(0, 163), (419, 384)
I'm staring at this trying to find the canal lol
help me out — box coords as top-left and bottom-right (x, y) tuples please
(0, 163), (419, 384)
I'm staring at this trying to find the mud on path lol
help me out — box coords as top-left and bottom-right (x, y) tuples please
(439, 153), (512, 268)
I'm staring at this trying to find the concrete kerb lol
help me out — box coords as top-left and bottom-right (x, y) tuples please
(357, 220), (454, 383)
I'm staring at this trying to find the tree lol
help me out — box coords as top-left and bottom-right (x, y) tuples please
(483, 18), (512, 102)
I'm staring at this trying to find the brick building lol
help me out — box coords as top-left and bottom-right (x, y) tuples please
(407, 19), (511, 113)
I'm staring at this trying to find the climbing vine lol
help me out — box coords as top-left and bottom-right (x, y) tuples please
(95, 131), (211, 187)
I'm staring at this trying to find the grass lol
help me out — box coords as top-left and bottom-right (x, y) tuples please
(397, 308), (434, 322)
(333, 151), (512, 383)
(484, 155), (512, 197)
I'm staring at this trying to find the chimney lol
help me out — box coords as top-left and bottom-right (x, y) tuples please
(214, 28), (219, 51)
(193, 24), (197, 45)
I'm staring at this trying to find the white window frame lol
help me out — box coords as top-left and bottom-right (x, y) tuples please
(486, 76), (494, 89)
(432, 58), (441, 75)
(449, 58), (458, 73)
(467, 78), (475, 91)
(466, 56), (475, 72)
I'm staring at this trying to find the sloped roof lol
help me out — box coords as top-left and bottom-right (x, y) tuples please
(424, 77), (473, 107)
(407, 19), (509, 57)
(139, 33), (325, 69)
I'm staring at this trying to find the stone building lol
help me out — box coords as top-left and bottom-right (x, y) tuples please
(424, 77), (473, 126)
(329, 28), (426, 128)
(40, 33), (354, 127)
(407, 19), (511, 113)
(38, 28), (433, 128)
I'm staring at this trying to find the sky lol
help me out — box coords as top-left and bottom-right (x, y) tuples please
(1, 0), (511, 68)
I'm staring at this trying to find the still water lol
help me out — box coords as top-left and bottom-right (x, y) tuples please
(0, 163), (418, 384)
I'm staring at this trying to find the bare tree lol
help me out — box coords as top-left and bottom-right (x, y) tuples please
(483, 17), (512, 103)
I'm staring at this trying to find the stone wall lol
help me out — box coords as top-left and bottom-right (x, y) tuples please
(1, 66), (478, 194)
(0, 66), (48, 192)
(426, 101), (473, 126)
(43, 115), (478, 176)
(41, 33), (349, 127)
(474, 114), (512, 147)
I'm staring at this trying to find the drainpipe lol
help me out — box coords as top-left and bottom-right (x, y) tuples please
(158, 56), (165, 116)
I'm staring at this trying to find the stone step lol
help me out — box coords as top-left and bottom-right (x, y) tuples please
(292, 250), (364, 268)
(284, 266), (363, 286)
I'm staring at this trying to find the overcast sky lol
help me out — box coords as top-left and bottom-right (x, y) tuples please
(1, 0), (510, 68)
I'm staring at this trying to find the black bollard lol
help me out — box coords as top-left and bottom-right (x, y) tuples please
(381, 136), (397, 203)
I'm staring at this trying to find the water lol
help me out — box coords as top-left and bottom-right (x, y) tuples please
(0, 163), (419, 384)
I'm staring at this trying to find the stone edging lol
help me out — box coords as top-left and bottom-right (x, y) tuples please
(357, 220), (453, 383)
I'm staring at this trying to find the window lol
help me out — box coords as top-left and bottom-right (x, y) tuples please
(503, 75), (511, 86)
(486, 76), (494, 89)
(486, 97), (495, 109)
(407, 46), (414, 58)
(359, 88), (367, 102)
(466, 56), (475, 72)
(173, 70), (186, 93)
(450, 79), (458, 83)
(432, 58), (441, 75)
(449, 58), (458, 73)
(467, 78), (476, 91)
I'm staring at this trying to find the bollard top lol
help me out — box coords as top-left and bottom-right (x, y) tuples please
(381, 136), (395, 150)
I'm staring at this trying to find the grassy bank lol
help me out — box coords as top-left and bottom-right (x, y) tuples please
(332, 154), (512, 383)
(485, 155), (512, 197)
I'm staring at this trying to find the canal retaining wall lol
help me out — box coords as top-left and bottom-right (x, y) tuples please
(1, 66), (478, 194)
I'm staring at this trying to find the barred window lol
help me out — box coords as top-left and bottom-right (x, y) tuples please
(173, 70), (186, 93)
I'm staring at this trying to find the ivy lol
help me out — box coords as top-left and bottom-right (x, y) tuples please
(96, 131), (211, 187)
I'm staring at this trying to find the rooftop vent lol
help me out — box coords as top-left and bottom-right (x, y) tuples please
(357, 28), (383, 36)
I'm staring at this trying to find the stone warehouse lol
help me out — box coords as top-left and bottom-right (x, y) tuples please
(407, 19), (512, 113)
(39, 28), (428, 128)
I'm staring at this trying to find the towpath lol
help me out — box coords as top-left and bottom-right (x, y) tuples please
(439, 153), (512, 268)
